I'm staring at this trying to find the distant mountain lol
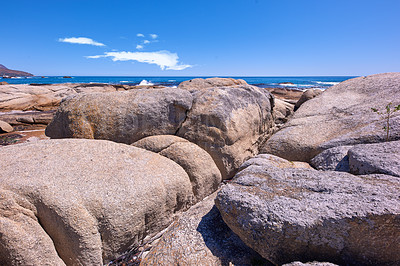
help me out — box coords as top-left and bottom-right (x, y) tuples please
(0, 64), (33, 77)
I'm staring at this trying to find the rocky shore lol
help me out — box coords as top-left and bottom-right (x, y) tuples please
(1, 74), (399, 265)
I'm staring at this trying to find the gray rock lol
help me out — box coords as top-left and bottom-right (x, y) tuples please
(0, 120), (13, 133)
(294, 89), (323, 111)
(215, 154), (400, 265)
(178, 77), (248, 92)
(310, 146), (353, 171)
(140, 191), (269, 266)
(348, 140), (400, 177)
(133, 135), (222, 202)
(262, 73), (400, 162)
(274, 98), (294, 125)
(0, 139), (197, 265)
(45, 88), (193, 144)
(177, 84), (274, 178)
(283, 262), (338, 266)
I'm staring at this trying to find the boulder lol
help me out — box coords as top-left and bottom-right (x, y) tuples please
(47, 80), (275, 179)
(133, 135), (222, 201)
(0, 120), (13, 133)
(0, 81), (8, 85)
(348, 140), (400, 177)
(262, 73), (400, 162)
(177, 84), (275, 178)
(141, 191), (268, 266)
(310, 146), (352, 172)
(0, 139), (197, 265)
(178, 77), (247, 92)
(283, 262), (338, 266)
(45, 88), (193, 144)
(0, 83), (120, 111)
(294, 89), (323, 111)
(273, 98), (294, 125)
(215, 154), (400, 265)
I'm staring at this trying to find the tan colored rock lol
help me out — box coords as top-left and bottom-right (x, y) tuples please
(0, 81), (8, 85)
(141, 191), (268, 266)
(178, 77), (247, 92)
(262, 73), (400, 162)
(274, 98), (294, 125)
(0, 139), (195, 265)
(0, 120), (13, 133)
(294, 89), (323, 111)
(0, 83), (119, 111)
(45, 88), (193, 144)
(133, 135), (222, 201)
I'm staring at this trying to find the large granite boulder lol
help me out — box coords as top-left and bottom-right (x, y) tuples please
(215, 154), (400, 265)
(47, 80), (275, 179)
(0, 83), (122, 111)
(177, 83), (274, 178)
(132, 135), (222, 201)
(141, 191), (268, 266)
(45, 88), (193, 144)
(0, 139), (199, 265)
(294, 89), (323, 111)
(178, 77), (247, 92)
(273, 98), (294, 125)
(348, 140), (400, 177)
(261, 73), (400, 162)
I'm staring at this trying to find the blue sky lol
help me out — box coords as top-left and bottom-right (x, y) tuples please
(2, 0), (400, 76)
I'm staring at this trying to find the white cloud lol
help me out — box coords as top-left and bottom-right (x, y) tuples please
(87, 50), (192, 70)
(137, 33), (145, 37)
(143, 40), (150, 44)
(150, 34), (158, 39)
(59, 37), (105, 46)
(136, 44), (143, 50)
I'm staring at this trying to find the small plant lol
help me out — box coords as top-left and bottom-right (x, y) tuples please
(371, 102), (400, 141)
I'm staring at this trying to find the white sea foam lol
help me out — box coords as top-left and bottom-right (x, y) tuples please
(139, 80), (154, 86)
(315, 81), (340, 85)
(168, 80), (176, 82)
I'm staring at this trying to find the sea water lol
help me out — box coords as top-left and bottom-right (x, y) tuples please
(1, 76), (356, 90)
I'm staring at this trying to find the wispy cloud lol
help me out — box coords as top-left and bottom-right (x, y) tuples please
(136, 44), (143, 50)
(143, 40), (150, 44)
(59, 37), (105, 46)
(150, 34), (158, 39)
(137, 33), (145, 37)
(86, 50), (192, 70)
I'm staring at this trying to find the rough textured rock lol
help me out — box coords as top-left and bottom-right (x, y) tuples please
(0, 83), (122, 111)
(0, 139), (197, 265)
(294, 89), (323, 111)
(178, 77), (247, 92)
(0, 110), (55, 127)
(177, 84), (275, 178)
(45, 88), (193, 144)
(283, 262), (338, 266)
(140, 191), (269, 266)
(0, 120), (13, 133)
(0, 81), (8, 85)
(262, 73), (400, 162)
(215, 154), (400, 265)
(274, 98), (294, 125)
(310, 146), (353, 172)
(348, 140), (400, 177)
(47, 80), (275, 179)
(133, 135), (222, 201)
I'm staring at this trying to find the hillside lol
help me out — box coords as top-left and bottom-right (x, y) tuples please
(0, 64), (33, 77)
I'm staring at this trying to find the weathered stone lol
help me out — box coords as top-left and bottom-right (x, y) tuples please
(310, 146), (353, 172)
(0, 139), (196, 265)
(283, 262), (338, 266)
(0, 83), (120, 111)
(294, 89), (323, 111)
(215, 154), (400, 265)
(177, 84), (274, 178)
(141, 191), (269, 266)
(133, 135), (222, 201)
(348, 140), (400, 177)
(45, 88), (193, 144)
(274, 98), (294, 125)
(178, 77), (247, 92)
(262, 73), (400, 162)
(0, 120), (13, 133)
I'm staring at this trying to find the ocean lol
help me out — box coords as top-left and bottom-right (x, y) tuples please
(1, 76), (356, 90)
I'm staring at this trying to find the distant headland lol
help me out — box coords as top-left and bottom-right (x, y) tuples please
(0, 64), (33, 77)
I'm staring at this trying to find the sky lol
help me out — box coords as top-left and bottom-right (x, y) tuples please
(2, 0), (400, 76)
